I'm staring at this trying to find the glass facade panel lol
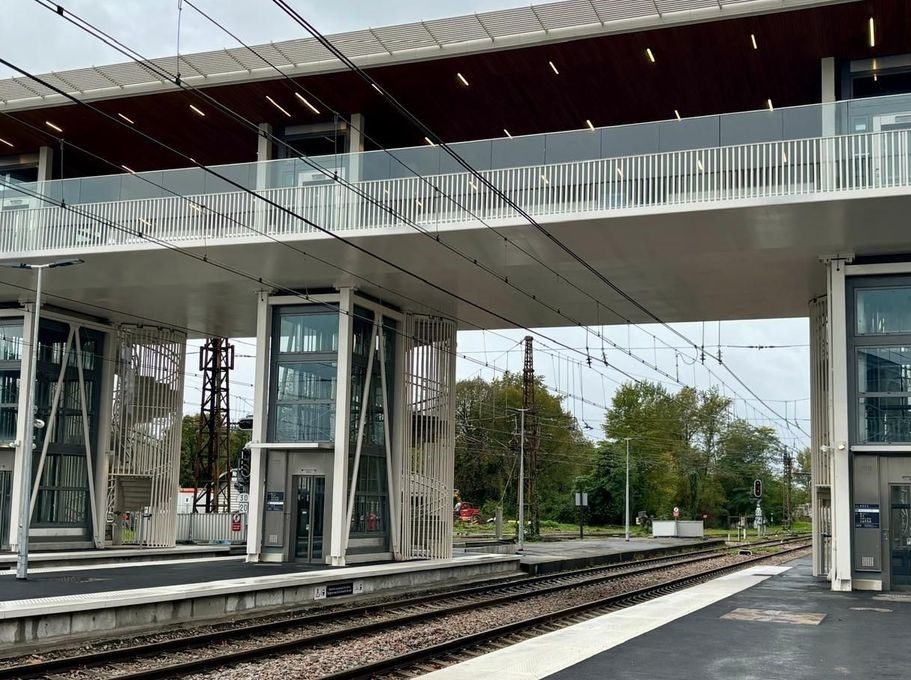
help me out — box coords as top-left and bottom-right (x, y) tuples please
(0, 320), (23, 361)
(856, 287), (911, 335)
(857, 346), (911, 393)
(859, 396), (911, 443)
(270, 306), (340, 443)
(278, 312), (339, 353)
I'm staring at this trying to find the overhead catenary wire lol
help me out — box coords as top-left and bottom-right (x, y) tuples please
(268, 0), (808, 440)
(25, 0), (799, 431)
(14, 1), (804, 440)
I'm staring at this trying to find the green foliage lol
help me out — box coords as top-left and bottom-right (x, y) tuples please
(577, 381), (792, 528)
(454, 372), (596, 533)
(179, 414), (251, 488)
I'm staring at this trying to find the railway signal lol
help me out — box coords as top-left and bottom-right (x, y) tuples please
(753, 479), (763, 499)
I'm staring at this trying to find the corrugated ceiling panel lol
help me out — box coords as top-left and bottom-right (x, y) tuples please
(478, 7), (547, 37)
(25, 73), (74, 95)
(591, 0), (659, 21)
(222, 47), (273, 71)
(0, 81), (43, 103)
(372, 22), (439, 51)
(655, 0), (720, 14)
(180, 50), (249, 76)
(55, 67), (122, 91)
(423, 15), (490, 44)
(271, 39), (335, 65)
(534, 0), (602, 30)
(99, 62), (162, 87)
(326, 29), (386, 58)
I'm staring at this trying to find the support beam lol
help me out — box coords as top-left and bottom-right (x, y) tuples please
(827, 258), (852, 591)
(329, 288), (354, 566)
(37, 146), (53, 183)
(246, 293), (271, 562)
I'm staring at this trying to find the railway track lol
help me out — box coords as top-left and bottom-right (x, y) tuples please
(0, 537), (808, 680)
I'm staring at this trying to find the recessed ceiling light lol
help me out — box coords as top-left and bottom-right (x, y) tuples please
(468, 179), (478, 191)
(646, 48), (656, 63)
(504, 129), (513, 139)
(674, 109), (682, 120)
(0, 137), (12, 148)
(616, 166), (623, 177)
(121, 165), (135, 174)
(586, 119), (595, 131)
(266, 95), (291, 118)
(45, 121), (63, 132)
(138, 218), (152, 228)
(424, 136), (435, 146)
(750, 33), (758, 50)
(190, 202), (203, 212)
(767, 98), (774, 111)
(540, 174), (550, 185)
(868, 17), (875, 48)
(189, 104), (205, 117)
(293, 92), (320, 115)
(696, 158), (704, 172)
(457, 72), (470, 87)
(371, 83), (382, 94)
(549, 61), (560, 75)
(117, 112), (135, 125)
(416, 199), (423, 208)
(782, 150), (789, 164)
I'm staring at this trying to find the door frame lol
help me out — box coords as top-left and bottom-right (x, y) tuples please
(887, 482), (911, 590)
(291, 474), (326, 564)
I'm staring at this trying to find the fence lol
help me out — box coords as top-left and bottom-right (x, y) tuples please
(1, 128), (911, 257)
(175, 512), (247, 544)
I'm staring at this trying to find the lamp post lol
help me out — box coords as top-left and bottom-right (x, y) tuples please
(1, 259), (83, 580)
(624, 437), (632, 542)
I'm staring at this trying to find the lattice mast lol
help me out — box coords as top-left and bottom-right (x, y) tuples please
(522, 336), (540, 539)
(783, 451), (793, 530)
(194, 338), (234, 513)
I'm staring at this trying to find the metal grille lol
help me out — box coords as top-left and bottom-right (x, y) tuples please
(809, 295), (832, 578)
(109, 326), (186, 547)
(399, 315), (457, 560)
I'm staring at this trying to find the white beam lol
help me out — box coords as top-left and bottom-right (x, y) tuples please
(827, 258), (852, 591)
(328, 288), (354, 566)
(246, 292), (271, 562)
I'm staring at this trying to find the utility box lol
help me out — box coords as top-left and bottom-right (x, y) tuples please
(652, 520), (704, 538)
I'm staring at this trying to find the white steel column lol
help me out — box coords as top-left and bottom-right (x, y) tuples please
(348, 113), (365, 184)
(246, 292), (271, 562)
(95, 331), (116, 548)
(820, 57), (837, 191)
(8, 307), (35, 552)
(827, 258), (853, 591)
(37, 146), (54, 183)
(329, 288), (354, 566)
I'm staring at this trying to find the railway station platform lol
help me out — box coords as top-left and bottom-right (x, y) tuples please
(0, 553), (520, 650)
(426, 556), (906, 679)
(516, 536), (724, 574)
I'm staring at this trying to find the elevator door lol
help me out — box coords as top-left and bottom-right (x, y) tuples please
(293, 476), (325, 563)
(890, 485), (911, 589)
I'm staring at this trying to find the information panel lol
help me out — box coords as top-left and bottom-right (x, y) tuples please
(854, 503), (880, 529)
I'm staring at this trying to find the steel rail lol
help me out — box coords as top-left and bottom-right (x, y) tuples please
(0, 538), (806, 680)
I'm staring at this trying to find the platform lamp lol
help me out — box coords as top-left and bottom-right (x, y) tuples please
(0, 259), (83, 580)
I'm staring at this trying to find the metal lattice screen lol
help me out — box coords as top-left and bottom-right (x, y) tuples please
(109, 326), (186, 547)
(809, 295), (832, 577)
(399, 315), (457, 560)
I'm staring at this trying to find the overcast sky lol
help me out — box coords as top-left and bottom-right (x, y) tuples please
(1, 0), (811, 449)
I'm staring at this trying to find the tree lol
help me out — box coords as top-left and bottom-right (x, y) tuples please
(454, 373), (595, 524)
(178, 414), (250, 489)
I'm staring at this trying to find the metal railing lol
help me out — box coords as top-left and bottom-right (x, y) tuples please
(1, 127), (910, 256)
(175, 512), (246, 544)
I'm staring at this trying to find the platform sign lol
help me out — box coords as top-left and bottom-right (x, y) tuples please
(854, 503), (880, 529)
(237, 492), (249, 514)
(673, 506), (680, 519)
(231, 512), (242, 532)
